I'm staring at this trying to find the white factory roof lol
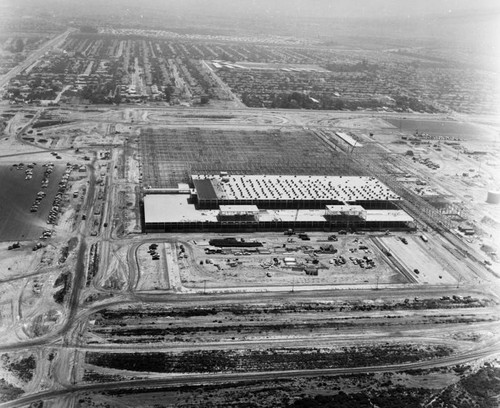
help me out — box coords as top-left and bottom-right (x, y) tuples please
(219, 205), (259, 214)
(144, 194), (218, 223)
(144, 194), (413, 224)
(326, 204), (366, 213)
(364, 210), (413, 222)
(258, 210), (327, 222)
(192, 174), (400, 202)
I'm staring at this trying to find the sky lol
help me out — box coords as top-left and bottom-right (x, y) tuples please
(3, 0), (500, 19)
(211, 0), (500, 19)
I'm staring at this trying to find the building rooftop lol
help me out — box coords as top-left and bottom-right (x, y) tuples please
(219, 205), (260, 214)
(192, 174), (400, 202)
(335, 132), (363, 148)
(364, 210), (413, 222)
(192, 178), (218, 200)
(144, 194), (413, 224)
(144, 194), (218, 223)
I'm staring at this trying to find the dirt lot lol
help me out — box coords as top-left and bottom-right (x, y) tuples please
(134, 230), (485, 290)
(174, 233), (408, 289)
(337, 115), (499, 271)
(136, 243), (169, 291)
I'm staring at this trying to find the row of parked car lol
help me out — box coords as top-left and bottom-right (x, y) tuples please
(47, 164), (72, 225)
(30, 190), (46, 212)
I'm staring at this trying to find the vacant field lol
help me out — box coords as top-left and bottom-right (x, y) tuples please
(136, 243), (169, 291)
(0, 164), (65, 241)
(386, 119), (495, 141)
(139, 127), (357, 188)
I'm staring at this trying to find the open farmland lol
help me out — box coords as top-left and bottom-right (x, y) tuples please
(139, 127), (358, 188)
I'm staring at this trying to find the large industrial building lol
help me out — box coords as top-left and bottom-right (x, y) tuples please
(192, 174), (401, 209)
(143, 173), (414, 232)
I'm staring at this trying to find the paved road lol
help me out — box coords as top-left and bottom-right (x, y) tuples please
(1, 335), (499, 408)
(0, 29), (75, 89)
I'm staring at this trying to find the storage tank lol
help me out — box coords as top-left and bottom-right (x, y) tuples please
(486, 191), (500, 204)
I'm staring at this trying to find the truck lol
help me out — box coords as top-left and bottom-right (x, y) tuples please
(208, 238), (263, 248)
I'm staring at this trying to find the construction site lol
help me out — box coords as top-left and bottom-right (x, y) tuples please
(143, 173), (414, 232)
(132, 112), (497, 293)
(138, 122), (464, 234)
(0, 2), (500, 406)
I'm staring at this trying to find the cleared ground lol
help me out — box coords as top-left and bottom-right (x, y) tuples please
(173, 233), (407, 289)
(136, 243), (169, 291)
(386, 118), (496, 142)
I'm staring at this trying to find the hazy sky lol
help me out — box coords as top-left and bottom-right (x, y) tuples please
(3, 0), (500, 19)
(214, 0), (500, 18)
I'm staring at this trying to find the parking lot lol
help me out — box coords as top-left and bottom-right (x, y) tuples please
(0, 164), (65, 241)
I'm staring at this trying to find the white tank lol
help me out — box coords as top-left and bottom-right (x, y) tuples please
(486, 191), (500, 204)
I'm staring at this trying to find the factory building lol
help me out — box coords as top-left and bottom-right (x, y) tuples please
(143, 173), (414, 232)
(192, 174), (401, 210)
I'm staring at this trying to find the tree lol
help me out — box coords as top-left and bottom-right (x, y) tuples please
(14, 38), (24, 53)
(113, 89), (122, 105)
(164, 84), (174, 102)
